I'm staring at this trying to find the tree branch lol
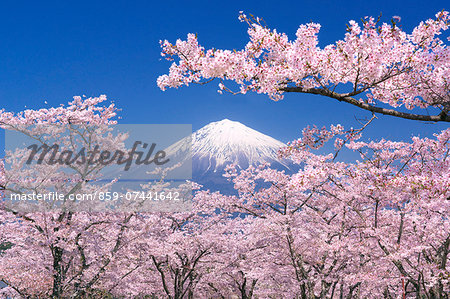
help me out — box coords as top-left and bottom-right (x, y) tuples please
(281, 87), (450, 122)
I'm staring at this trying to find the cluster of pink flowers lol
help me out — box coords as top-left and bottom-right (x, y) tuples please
(158, 11), (449, 115)
(0, 95), (117, 127)
(0, 97), (447, 298)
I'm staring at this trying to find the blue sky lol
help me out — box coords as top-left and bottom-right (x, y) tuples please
(0, 0), (448, 144)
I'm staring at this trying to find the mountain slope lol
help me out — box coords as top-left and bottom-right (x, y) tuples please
(166, 119), (296, 193)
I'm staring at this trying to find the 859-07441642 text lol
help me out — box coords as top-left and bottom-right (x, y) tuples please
(9, 191), (181, 202)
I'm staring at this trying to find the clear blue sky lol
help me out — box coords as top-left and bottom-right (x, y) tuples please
(0, 0), (448, 144)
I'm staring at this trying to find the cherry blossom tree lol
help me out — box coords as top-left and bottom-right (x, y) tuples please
(0, 96), (153, 298)
(158, 11), (450, 122)
(157, 12), (450, 297)
(0, 98), (255, 298)
(211, 126), (449, 298)
(0, 96), (448, 298)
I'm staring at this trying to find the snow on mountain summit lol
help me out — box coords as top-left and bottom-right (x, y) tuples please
(192, 119), (286, 172)
(166, 119), (290, 174)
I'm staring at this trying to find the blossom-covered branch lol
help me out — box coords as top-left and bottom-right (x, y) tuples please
(158, 11), (450, 122)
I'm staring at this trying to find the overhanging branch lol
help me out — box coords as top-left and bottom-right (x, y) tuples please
(281, 87), (450, 122)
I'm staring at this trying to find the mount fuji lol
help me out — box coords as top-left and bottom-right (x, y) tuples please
(166, 119), (297, 193)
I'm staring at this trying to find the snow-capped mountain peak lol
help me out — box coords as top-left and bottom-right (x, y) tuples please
(191, 119), (286, 172)
(166, 119), (290, 175)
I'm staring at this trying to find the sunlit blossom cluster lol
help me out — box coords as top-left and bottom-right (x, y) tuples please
(158, 11), (449, 119)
